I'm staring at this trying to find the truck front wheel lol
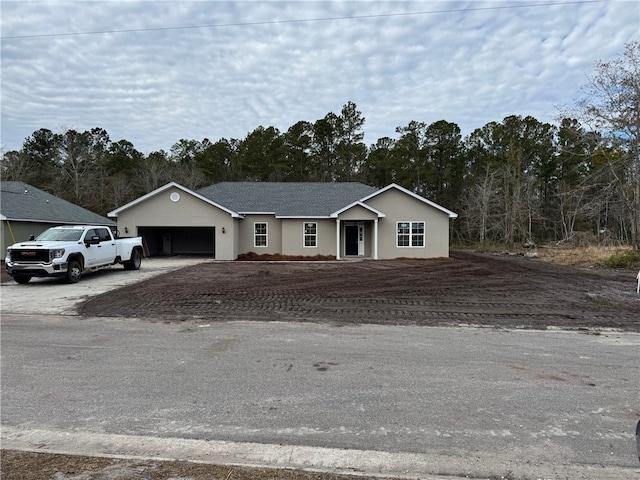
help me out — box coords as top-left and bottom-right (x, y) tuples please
(66, 260), (82, 283)
(14, 275), (32, 284)
(124, 249), (142, 271)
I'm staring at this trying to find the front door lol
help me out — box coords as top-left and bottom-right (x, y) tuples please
(345, 225), (358, 256)
(357, 224), (365, 256)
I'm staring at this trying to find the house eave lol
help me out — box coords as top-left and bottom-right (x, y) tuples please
(275, 215), (331, 219)
(1, 217), (114, 225)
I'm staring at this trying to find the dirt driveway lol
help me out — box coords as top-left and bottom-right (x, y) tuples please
(80, 251), (639, 332)
(1, 257), (209, 315)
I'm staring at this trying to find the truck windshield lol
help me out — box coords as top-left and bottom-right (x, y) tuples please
(36, 229), (84, 241)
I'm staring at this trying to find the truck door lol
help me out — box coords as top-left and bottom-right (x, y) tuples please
(95, 228), (117, 265)
(84, 228), (116, 267)
(83, 229), (100, 267)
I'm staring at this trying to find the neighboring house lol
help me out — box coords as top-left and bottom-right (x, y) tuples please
(1, 181), (114, 253)
(108, 182), (458, 260)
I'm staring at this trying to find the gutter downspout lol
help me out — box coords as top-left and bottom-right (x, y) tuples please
(374, 218), (378, 260)
(335, 218), (340, 260)
(6, 220), (16, 244)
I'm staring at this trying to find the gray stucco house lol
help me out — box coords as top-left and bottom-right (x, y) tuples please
(1, 181), (114, 253)
(108, 182), (457, 260)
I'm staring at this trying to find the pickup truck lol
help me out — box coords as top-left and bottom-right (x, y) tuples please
(5, 225), (144, 284)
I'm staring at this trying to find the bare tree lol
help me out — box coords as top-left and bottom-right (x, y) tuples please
(58, 130), (92, 204)
(0, 150), (31, 181)
(577, 41), (640, 248)
(460, 167), (498, 243)
(136, 150), (172, 193)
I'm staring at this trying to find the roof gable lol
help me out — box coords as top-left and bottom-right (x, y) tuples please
(330, 201), (385, 218)
(361, 183), (458, 218)
(0, 181), (114, 225)
(197, 182), (378, 217)
(108, 182), (242, 218)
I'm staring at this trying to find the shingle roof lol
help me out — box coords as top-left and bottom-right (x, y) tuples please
(196, 182), (378, 217)
(1, 181), (114, 225)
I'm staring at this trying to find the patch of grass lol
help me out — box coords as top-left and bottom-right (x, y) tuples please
(536, 245), (624, 267)
(604, 249), (640, 268)
(454, 242), (640, 269)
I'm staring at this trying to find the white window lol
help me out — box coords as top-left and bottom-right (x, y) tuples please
(397, 221), (425, 247)
(304, 222), (317, 247)
(254, 222), (267, 247)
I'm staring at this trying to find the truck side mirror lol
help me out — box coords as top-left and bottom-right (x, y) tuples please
(29, 235), (35, 241)
(85, 236), (100, 246)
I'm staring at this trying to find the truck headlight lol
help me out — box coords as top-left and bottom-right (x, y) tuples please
(50, 248), (65, 261)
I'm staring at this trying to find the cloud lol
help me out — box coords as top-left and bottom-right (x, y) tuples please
(1, 1), (638, 154)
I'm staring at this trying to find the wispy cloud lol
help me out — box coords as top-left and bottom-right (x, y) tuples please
(2, 1), (638, 153)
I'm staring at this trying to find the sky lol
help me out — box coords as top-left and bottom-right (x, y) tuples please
(1, 0), (639, 155)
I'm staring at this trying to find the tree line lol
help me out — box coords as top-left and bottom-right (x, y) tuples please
(2, 42), (638, 249)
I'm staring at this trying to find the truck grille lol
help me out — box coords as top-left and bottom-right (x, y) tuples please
(10, 249), (49, 263)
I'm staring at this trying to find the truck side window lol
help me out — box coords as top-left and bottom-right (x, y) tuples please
(97, 229), (111, 242)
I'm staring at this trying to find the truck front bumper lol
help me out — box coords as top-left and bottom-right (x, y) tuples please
(5, 261), (68, 278)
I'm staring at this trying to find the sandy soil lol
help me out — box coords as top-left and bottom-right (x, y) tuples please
(79, 250), (639, 332)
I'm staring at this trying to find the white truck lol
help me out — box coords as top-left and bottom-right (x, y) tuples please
(5, 225), (144, 284)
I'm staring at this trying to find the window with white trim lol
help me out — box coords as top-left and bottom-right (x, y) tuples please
(254, 222), (267, 247)
(304, 222), (317, 247)
(397, 221), (425, 247)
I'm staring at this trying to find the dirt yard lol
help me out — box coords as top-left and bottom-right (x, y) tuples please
(79, 250), (639, 332)
(0, 450), (385, 480)
(3, 250), (639, 480)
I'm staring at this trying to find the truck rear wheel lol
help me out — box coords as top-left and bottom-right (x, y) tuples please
(124, 248), (142, 271)
(66, 260), (82, 283)
(14, 275), (32, 284)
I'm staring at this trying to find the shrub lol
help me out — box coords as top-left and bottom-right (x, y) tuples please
(605, 249), (640, 268)
(237, 252), (336, 261)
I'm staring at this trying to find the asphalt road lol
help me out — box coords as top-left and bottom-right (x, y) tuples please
(1, 259), (639, 479)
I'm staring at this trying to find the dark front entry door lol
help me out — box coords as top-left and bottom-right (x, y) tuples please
(345, 225), (358, 256)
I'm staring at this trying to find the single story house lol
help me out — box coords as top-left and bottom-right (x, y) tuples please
(108, 182), (457, 260)
(1, 181), (114, 253)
